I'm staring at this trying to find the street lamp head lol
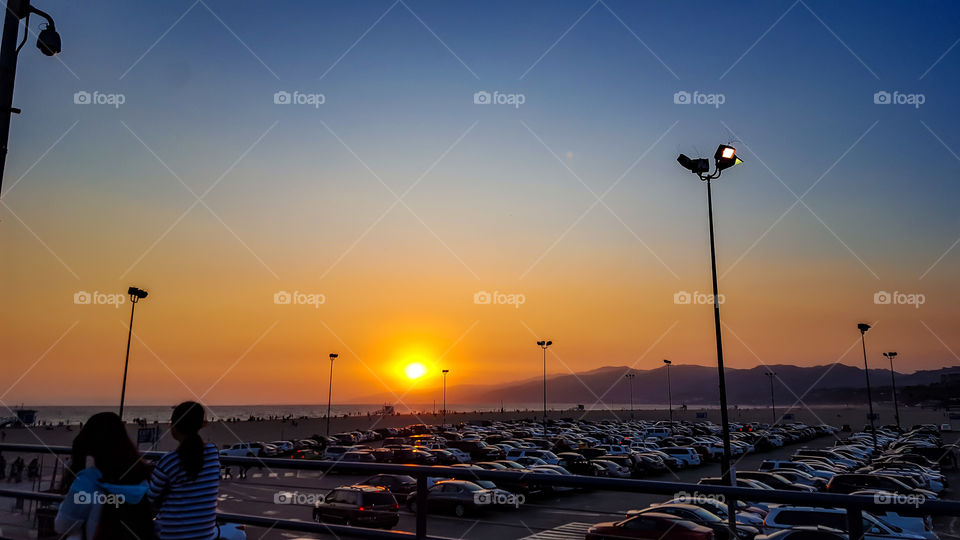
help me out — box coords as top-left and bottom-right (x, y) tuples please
(442, 369), (449, 373)
(663, 359), (671, 365)
(546, 340), (552, 347)
(127, 287), (148, 302)
(677, 154), (709, 175)
(857, 323), (871, 333)
(537, 340), (544, 346)
(884, 352), (897, 359)
(714, 145), (743, 171)
(36, 22), (61, 56)
(329, 353), (338, 360)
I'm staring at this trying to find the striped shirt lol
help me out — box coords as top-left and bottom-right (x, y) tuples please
(148, 443), (220, 540)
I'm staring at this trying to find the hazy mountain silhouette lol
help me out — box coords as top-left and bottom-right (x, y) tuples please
(354, 364), (960, 406)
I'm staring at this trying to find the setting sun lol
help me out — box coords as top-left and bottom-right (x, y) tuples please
(404, 362), (428, 380)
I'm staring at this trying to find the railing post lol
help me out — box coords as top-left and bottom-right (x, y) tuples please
(847, 505), (864, 540)
(416, 474), (428, 540)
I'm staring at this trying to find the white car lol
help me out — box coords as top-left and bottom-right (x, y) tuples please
(445, 447), (472, 463)
(764, 506), (927, 540)
(322, 445), (352, 460)
(220, 442), (273, 458)
(660, 447), (701, 467)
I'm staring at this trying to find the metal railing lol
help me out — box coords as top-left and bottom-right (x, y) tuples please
(1, 443), (958, 540)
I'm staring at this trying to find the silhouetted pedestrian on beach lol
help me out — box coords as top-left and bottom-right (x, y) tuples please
(27, 457), (38, 479)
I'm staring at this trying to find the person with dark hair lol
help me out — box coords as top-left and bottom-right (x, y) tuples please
(55, 412), (154, 540)
(148, 401), (220, 540)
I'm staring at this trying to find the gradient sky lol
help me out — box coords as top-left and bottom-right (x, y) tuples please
(1, 0), (959, 406)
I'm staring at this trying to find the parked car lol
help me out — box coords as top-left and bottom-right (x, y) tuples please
(586, 513), (715, 540)
(220, 442), (274, 457)
(660, 447), (702, 467)
(630, 504), (760, 540)
(825, 474), (936, 499)
(312, 485), (399, 529)
(762, 506), (927, 540)
(358, 474), (417, 501)
(754, 527), (847, 540)
(407, 480), (504, 517)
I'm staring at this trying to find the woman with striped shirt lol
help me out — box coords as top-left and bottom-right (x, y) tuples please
(148, 401), (221, 540)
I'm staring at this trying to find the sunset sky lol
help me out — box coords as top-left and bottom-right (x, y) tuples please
(1, 1), (958, 406)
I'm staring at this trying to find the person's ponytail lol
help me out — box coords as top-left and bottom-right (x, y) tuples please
(171, 402), (206, 480)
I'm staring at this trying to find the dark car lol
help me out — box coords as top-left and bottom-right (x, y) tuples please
(312, 485), (399, 529)
(428, 449), (460, 465)
(825, 473), (934, 497)
(737, 471), (815, 492)
(632, 504), (760, 540)
(446, 440), (504, 461)
(556, 452), (598, 476)
(359, 474), (417, 501)
(407, 480), (498, 517)
(391, 448), (437, 465)
(586, 513), (715, 540)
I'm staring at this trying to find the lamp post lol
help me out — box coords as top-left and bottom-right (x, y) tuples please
(663, 359), (673, 432)
(537, 340), (552, 435)
(119, 286), (148, 420)
(442, 369), (449, 429)
(0, 0), (62, 194)
(625, 373), (635, 418)
(677, 145), (742, 533)
(858, 323), (877, 451)
(883, 352), (900, 431)
(765, 371), (777, 425)
(326, 353), (338, 437)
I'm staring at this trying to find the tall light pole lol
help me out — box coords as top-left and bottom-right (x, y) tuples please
(663, 359), (673, 432)
(119, 287), (148, 420)
(858, 323), (877, 451)
(0, 0), (62, 194)
(537, 340), (552, 435)
(883, 352), (900, 431)
(625, 373), (635, 418)
(326, 353), (338, 437)
(765, 371), (777, 425)
(678, 145), (742, 533)
(442, 369), (449, 429)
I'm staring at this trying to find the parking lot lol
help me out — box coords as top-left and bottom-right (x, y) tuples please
(218, 431), (960, 539)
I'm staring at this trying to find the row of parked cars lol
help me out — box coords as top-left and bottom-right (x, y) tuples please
(295, 418), (840, 529)
(586, 424), (957, 540)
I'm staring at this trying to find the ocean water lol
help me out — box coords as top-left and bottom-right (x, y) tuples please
(13, 403), (710, 425)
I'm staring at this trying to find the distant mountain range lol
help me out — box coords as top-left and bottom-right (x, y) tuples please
(355, 364), (960, 407)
